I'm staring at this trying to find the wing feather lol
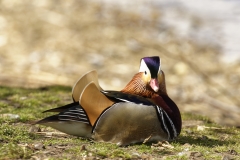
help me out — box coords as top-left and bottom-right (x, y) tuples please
(72, 70), (102, 102)
(79, 82), (114, 126)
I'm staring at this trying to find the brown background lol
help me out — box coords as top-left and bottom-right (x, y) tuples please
(0, 0), (239, 126)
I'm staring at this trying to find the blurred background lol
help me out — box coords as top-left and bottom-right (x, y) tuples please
(0, 0), (239, 126)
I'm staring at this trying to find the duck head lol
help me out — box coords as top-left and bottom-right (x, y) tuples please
(139, 56), (166, 93)
(122, 56), (166, 97)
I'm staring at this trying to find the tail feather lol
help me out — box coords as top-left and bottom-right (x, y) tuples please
(36, 114), (92, 138)
(39, 102), (91, 125)
(43, 102), (79, 113)
(35, 115), (59, 124)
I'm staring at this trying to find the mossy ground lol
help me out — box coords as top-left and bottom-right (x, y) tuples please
(0, 86), (239, 159)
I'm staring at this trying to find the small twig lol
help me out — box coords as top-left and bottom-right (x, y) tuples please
(143, 134), (152, 143)
(197, 125), (225, 131)
(36, 132), (67, 137)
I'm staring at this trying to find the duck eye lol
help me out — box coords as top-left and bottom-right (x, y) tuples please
(144, 71), (147, 75)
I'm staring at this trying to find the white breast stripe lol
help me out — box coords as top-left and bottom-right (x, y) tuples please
(155, 106), (170, 140)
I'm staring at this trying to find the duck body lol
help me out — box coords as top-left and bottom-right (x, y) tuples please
(92, 91), (177, 146)
(36, 56), (182, 146)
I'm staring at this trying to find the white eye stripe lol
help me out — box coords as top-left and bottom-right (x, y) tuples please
(139, 59), (150, 76)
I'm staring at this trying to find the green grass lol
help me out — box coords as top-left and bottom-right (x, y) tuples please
(0, 86), (239, 159)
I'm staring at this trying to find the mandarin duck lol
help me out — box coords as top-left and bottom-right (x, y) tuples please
(36, 56), (182, 146)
